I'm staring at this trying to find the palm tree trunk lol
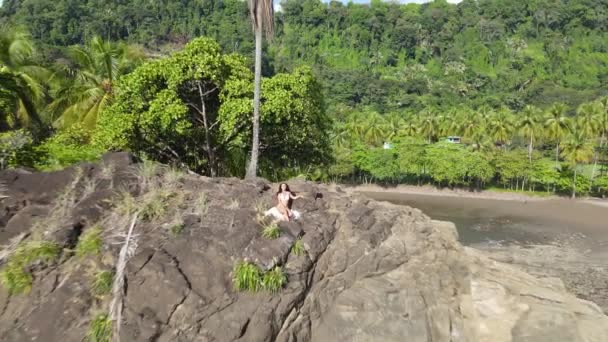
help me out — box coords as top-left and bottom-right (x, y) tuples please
(555, 143), (560, 167)
(591, 131), (605, 181)
(528, 135), (533, 163)
(246, 24), (263, 179)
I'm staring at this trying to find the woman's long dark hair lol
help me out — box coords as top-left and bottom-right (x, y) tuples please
(277, 183), (295, 209)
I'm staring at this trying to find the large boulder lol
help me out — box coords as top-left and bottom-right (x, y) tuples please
(0, 153), (606, 342)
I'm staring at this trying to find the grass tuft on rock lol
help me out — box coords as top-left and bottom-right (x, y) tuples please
(76, 226), (103, 257)
(91, 270), (113, 296)
(261, 266), (287, 293)
(170, 222), (185, 236)
(0, 241), (61, 294)
(291, 238), (305, 256)
(233, 261), (262, 292)
(86, 313), (112, 342)
(261, 222), (281, 239)
(140, 189), (172, 221)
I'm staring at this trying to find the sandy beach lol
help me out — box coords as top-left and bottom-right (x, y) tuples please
(348, 184), (608, 206)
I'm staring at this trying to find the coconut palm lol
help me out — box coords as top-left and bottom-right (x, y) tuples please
(545, 103), (571, 166)
(518, 105), (542, 162)
(488, 107), (514, 147)
(592, 97), (608, 179)
(48, 36), (143, 129)
(384, 113), (403, 141)
(399, 118), (418, 137)
(576, 102), (600, 139)
(418, 109), (439, 143)
(245, 0), (274, 179)
(364, 112), (387, 146)
(560, 128), (594, 198)
(0, 27), (49, 131)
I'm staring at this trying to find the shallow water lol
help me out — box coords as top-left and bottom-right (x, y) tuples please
(361, 192), (608, 250)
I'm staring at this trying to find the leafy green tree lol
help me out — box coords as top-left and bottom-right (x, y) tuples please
(257, 66), (331, 177)
(395, 137), (427, 183)
(93, 37), (253, 176)
(424, 142), (469, 187)
(48, 37), (143, 129)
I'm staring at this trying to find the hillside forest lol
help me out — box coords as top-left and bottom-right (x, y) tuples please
(1, 0), (608, 197)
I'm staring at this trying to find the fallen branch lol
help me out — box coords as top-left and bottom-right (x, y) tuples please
(109, 213), (139, 342)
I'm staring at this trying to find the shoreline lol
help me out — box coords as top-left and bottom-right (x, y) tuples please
(347, 184), (608, 206)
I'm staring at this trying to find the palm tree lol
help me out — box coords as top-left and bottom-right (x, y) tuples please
(545, 103), (571, 166)
(592, 97), (608, 179)
(418, 109), (438, 143)
(245, 0), (274, 179)
(518, 105), (542, 162)
(383, 113), (403, 141)
(364, 112), (387, 146)
(576, 102), (600, 139)
(561, 128), (594, 198)
(399, 118), (418, 138)
(0, 27), (49, 131)
(48, 36), (143, 129)
(488, 108), (514, 147)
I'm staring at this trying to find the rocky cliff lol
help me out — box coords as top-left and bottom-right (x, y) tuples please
(0, 153), (606, 342)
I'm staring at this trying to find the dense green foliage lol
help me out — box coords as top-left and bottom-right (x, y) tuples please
(334, 98), (608, 197)
(92, 37), (329, 176)
(1, 0), (608, 197)
(3, 0), (608, 111)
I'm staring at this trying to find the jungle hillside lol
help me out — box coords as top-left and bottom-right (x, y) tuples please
(1, 0), (608, 197)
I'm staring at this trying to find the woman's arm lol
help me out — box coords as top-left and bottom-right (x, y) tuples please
(289, 192), (301, 200)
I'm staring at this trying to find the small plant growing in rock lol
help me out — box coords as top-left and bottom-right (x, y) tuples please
(140, 189), (172, 221)
(86, 313), (112, 342)
(164, 167), (184, 186)
(137, 159), (158, 190)
(226, 198), (239, 210)
(261, 266), (287, 293)
(233, 261), (262, 292)
(194, 192), (209, 216)
(91, 270), (113, 297)
(291, 238), (305, 256)
(170, 222), (185, 236)
(0, 241), (61, 294)
(76, 226), (103, 257)
(262, 222), (281, 239)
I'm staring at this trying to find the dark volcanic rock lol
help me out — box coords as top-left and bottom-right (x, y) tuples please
(0, 153), (606, 342)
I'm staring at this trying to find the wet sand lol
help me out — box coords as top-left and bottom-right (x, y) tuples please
(357, 189), (608, 244)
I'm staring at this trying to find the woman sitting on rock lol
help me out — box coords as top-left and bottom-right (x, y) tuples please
(265, 183), (302, 221)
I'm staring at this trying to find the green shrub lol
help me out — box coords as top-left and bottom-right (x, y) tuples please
(262, 222), (281, 239)
(91, 270), (113, 296)
(86, 313), (112, 342)
(0, 241), (61, 294)
(35, 124), (102, 171)
(232, 261), (262, 292)
(261, 266), (287, 293)
(76, 226), (103, 257)
(291, 238), (305, 256)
